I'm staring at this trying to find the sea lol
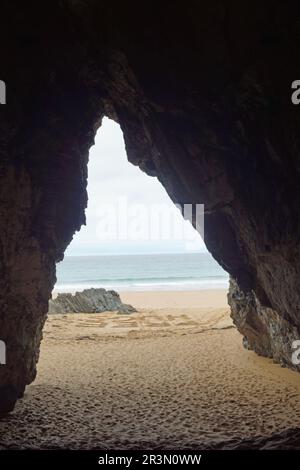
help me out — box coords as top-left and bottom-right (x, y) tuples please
(54, 252), (229, 292)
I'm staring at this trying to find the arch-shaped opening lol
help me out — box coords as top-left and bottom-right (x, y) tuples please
(55, 117), (227, 295)
(2, 116), (299, 450)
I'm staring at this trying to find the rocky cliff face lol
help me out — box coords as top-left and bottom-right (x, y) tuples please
(48, 288), (136, 314)
(228, 278), (300, 369)
(1, 1), (300, 412)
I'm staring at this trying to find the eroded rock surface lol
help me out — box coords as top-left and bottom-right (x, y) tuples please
(48, 288), (136, 314)
(1, 1), (300, 412)
(228, 278), (300, 370)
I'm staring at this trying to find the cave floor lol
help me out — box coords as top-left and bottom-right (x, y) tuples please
(1, 307), (300, 449)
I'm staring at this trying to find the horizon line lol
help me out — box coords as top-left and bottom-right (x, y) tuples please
(64, 250), (208, 258)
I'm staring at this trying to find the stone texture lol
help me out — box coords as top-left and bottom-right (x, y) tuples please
(48, 288), (136, 314)
(228, 278), (300, 370)
(0, 1), (300, 413)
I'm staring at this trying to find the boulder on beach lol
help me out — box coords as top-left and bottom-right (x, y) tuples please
(48, 288), (136, 314)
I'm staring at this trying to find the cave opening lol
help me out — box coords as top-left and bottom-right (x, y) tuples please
(54, 116), (227, 297)
(21, 116), (296, 450)
(2, 112), (300, 452)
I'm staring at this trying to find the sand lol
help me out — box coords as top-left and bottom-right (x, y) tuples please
(1, 289), (300, 449)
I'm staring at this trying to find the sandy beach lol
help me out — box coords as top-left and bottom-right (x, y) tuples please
(1, 289), (300, 449)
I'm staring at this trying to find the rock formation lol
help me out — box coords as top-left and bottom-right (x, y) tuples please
(1, 1), (300, 413)
(228, 278), (300, 370)
(48, 288), (136, 314)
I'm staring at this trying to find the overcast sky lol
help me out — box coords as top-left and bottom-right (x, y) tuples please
(66, 118), (206, 256)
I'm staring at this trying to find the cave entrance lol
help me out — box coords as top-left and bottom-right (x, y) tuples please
(29, 117), (233, 450)
(53, 117), (228, 302)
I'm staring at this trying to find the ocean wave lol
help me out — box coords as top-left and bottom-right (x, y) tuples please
(54, 277), (229, 292)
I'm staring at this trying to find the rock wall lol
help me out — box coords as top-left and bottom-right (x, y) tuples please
(1, 1), (300, 412)
(228, 278), (300, 369)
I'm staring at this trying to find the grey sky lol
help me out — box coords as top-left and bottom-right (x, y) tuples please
(66, 118), (206, 256)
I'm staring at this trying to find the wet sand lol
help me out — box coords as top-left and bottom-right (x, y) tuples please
(1, 289), (300, 449)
